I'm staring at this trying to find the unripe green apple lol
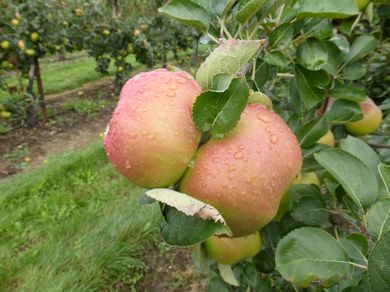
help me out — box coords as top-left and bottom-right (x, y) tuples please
(117, 66), (124, 72)
(102, 29), (110, 36)
(75, 8), (83, 16)
(11, 18), (19, 27)
(17, 40), (25, 49)
(140, 24), (149, 31)
(25, 48), (36, 57)
(295, 171), (320, 186)
(0, 111), (11, 119)
(180, 104), (302, 237)
(1, 40), (10, 50)
(205, 232), (261, 265)
(317, 130), (335, 146)
(30, 32), (39, 42)
(104, 69), (201, 188)
(345, 98), (383, 136)
(355, 0), (369, 11)
(133, 29), (141, 37)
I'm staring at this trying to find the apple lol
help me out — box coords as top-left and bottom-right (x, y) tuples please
(295, 172), (320, 186)
(30, 32), (39, 42)
(1, 40), (10, 50)
(205, 232), (261, 265)
(317, 130), (335, 146)
(180, 104), (302, 237)
(355, 0), (369, 11)
(25, 49), (36, 57)
(17, 40), (25, 49)
(117, 66), (124, 72)
(0, 111), (11, 119)
(11, 18), (19, 27)
(75, 8), (83, 16)
(345, 98), (383, 136)
(140, 24), (149, 31)
(133, 29), (141, 37)
(102, 29), (110, 36)
(104, 69), (202, 188)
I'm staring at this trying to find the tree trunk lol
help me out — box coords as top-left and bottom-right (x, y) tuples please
(33, 57), (48, 123)
(112, 0), (120, 18)
(162, 43), (167, 68)
(191, 36), (200, 66)
(26, 65), (37, 128)
(114, 72), (122, 96)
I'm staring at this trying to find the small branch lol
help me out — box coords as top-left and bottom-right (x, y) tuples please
(207, 33), (219, 44)
(276, 73), (294, 78)
(217, 16), (233, 39)
(350, 262), (368, 270)
(318, 97), (330, 116)
(368, 143), (390, 149)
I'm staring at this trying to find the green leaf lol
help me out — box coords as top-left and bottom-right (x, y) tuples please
(256, 0), (285, 20)
(346, 233), (369, 255)
(368, 231), (390, 291)
(159, 0), (210, 32)
(295, 66), (330, 109)
(289, 184), (322, 203)
(330, 85), (367, 102)
(211, 0), (235, 16)
(297, 0), (360, 19)
(339, 136), (381, 174)
(253, 61), (272, 89)
(192, 77), (249, 137)
(367, 199), (390, 240)
(275, 227), (353, 288)
(235, 0), (268, 23)
(330, 34), (350, 53)
(269, 24), (294, 50)
(296, 38), (328, 71)
(326, 99), (362, 125)
(253, 248), (275, 273)
(264, 50), (286, 67)
(296, 116), (329, 148)
(248, 91), (273, 109)
(218, 264), (240, 286)
(196, 39), (263, 90)
(302, 19), (333, 39)
(379, 164), (390, 194)
(342, 35), (379, 65)
(342, 63), (367, 80)
(322, 41), (342, 76)
(340, 237), (368, 267)
(212, 74), (234, 92)
(161, 206), (231, 246)
(291, 196), (329, 226)
(314, 149), (378, 210)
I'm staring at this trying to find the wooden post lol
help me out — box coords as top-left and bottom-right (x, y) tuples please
(26, 65), (37, 128)
(33, 57), (48, 123)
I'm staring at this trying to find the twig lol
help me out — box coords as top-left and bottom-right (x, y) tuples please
(367, 143), (390, 149)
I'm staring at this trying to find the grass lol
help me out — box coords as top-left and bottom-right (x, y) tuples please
(63, 99), (112, 117)
(0, 141), (161, 291)
(0, 54), (139, 102)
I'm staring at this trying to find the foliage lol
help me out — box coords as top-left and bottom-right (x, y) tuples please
(132, 0), (390, 291)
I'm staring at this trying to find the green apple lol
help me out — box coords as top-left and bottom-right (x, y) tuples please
(1, 40), (10, 50)
(133, 29), (141, 37)
(25, 49), (36, 57)
(205, 232), (261, 265)
(17, 40), (25, 49)
(317, 130), (335, 146)
(30, 32), (39, 42)
(11, 18), (19, 27)
(102, 29), (110, 36)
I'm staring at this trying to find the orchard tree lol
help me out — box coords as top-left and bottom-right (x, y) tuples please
(105, 0), (390, 290)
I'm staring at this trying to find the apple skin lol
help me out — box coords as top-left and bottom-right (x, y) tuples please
(1, 41), (10, 50)
(317, 130), (335, 146)
(345, 98), (383, 136)
(180, 104), (302, 237)
(133, 29), (141, 37)
(11, 18), (19, 27)
(295, 171), (320, 186)
(104, 69), (201, 188)
(30, 32), (39, 42)
(205, 232), (261, 265)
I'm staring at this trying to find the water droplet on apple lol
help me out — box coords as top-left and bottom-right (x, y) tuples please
(169, 83), (178, 90)
(166, 90), (176, 97)
(169, 101), (175, 106)
(257, 113), (270, 123)
(269, 134), (279, 144)
(233, 151), (244, 160)
(147, 133), (155, 140)
(125, 160), (132, 169)
(130, 133), (137, 139)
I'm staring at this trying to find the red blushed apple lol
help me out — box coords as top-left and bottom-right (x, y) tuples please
(345, 98), (383, 136)
(180, 104), (302, 237)
(104, 69), (201, 188)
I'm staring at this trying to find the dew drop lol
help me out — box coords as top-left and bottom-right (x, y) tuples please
(227, 166), (236, 173)
(224, 158), (230, 165)
(125, 160), (132, 169)
(130, 133), (138, 139)
(187, 160), (195, 168)
(212, 157), (219, 163)
(233, 151), (244, 160)
(176, 76), (187, 84)
(147, 133), (155, 140)
(265, 126), (272, 133)
(269, 134), (279, 144)
(166, 90), (176, 97)
(164, 76), (171, 83)
(169, 101), (175, 106)
(237, 144), (245, 150)
(174, 130), (180, 136)
(169, 83), (178, 90)
(257, 113), (270, 123)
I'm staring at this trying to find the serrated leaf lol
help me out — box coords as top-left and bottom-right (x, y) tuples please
(340, 136), (381, 174)
(235, 0), (268, 23)
(295, 66), (330, 109)
(253, 60), (272, 89)
(276, 227), (353, 288)
(367, 199), (390, 240)
(326, 99), (362, 125)
(379, 164), (390, 194)
(342, 35), (379, 65)
(368, 231), (390, 291)
(264, 50), (286, 67)
(269, 24), (294, 50)
(291, 196), (329, 226)
(192, 77), (249, 137)
(297, 116), (329, 148)
(296, 38), (328, 71)
(330, 85), (367, 102)
(159, 0), (210, 32)
(146, 188), (227, 224)
(314, 149), (378, 210)
(161, 206), (232, 246)
(297, 0), (359, 19)
(196, 39), (263, 90)
(218, 264), (240, 286)
(340, 237), (368, 267)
